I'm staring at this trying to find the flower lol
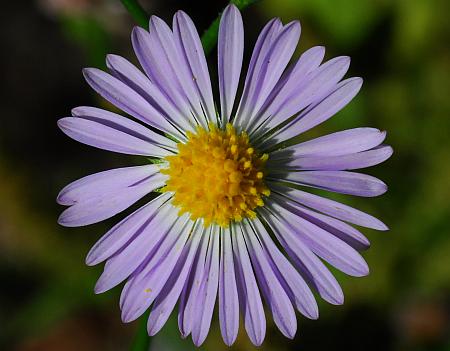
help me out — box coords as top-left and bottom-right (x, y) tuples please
(57, 4), (392, 347)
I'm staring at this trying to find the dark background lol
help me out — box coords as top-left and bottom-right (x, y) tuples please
(1, 0), (449, 350)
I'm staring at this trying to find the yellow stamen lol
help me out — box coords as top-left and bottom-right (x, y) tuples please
(162, 123), (270, 227)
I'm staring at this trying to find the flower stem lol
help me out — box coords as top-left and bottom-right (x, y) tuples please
(130, 310), (151, 351)
(120, 0), (149, 29)
(201, 0), (261, 55)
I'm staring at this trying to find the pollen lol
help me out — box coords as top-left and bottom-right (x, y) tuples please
(161, 123), (270, 227)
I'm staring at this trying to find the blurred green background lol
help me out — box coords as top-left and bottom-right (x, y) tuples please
(1, 0), (449, 350)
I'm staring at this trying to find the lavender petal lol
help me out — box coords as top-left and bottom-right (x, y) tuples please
(148, 16), (208, 128)
(120, 213), (192, 322)
(106, 54), (190, 138)
(86, 192), (171, 266)
(269, 201), (369, 277)
(273, 171), (387, 197)
(249, 217), (319, 319)
(231, 222), (266, 346)
(178, 226), (210, 337)
(239, 21), (301, 131)
(256, 57), (351, 141)
(58, 172), (167, 227)
(283, 202), (371, 251)
(192, 226), (220, 346)
(218, 227), (239, 346)
(240, 222), (297, 339)
(234, 18), (283, 129)
(272, 128), (386, 158)
(260, 207), (344, 305)
(131, 27), (197, 130)
(82, 68), (178, 137)
(94, 204), (178, 294)
(218, 4), (244, 125)
(271, 145), (393, 171)
(147, 222), (203, 336)
(71, 106), (177, 151)
(260, 77), (362, 149)
(173, 11), (216, 122)
(58, 117), (172, 157)
(57, 165), (159, 206)
(270, 183), (388, 230)
(248, 46), (325, 135)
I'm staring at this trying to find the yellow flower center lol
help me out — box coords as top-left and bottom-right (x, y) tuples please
(161, 123), (270, 227)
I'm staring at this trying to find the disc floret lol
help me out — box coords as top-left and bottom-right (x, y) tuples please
(162, 123), (270, 227)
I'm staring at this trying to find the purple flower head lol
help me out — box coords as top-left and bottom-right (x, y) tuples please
(57, 5), (392, 346)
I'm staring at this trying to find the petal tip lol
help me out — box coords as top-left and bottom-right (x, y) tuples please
(105, 53), (120, 66)
(94, 281), (107, 295)
(56, 213), (66, 226)
(304, 302), (320, 320)
(174, 9), (184, 16)
(179, 330), (190, 339)
(309, 310), (320, 320)
(312, 45), (326, 57)
(354, 76), (363, 86)
(57, 211), (74, 227)
(56, 118), (68, 131)
(224, 3), (239, 13)
(56, 189), (71, 206)
(333, 295), (345, 305)
(192, 335), (206, 347)
(71, 106), (85, 116)
(378, 182), (388, 196)
(121, 311), (133, 323)
(377, 222), (389, 231)
(147, 322), (159, 337)
(385, 145), (394, 158)
(173, 10), (187, 24)
(131, 26), (147, 40)
(85, 252), (98, 266)
(355, 261), (370, 277)
(223, 337), (237, 347)
(288, 20), (301, 31)
(326, 289), (344, 305)
(81, 67), (94, 78)
(286, 329), (296, 339)
(149, 15), (165, 28)
(248, 330), (265, 346)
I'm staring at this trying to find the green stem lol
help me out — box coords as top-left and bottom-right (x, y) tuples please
(130, 310), (151, 351)
(201, 0), (261, 55)
(120, 0), (149, 28)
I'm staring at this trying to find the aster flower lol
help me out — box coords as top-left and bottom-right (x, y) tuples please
(57, 4), (392, 347)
